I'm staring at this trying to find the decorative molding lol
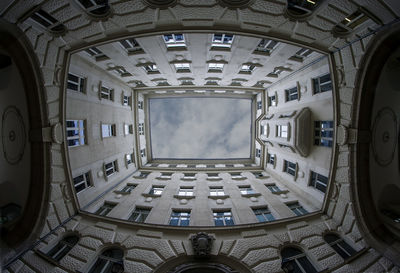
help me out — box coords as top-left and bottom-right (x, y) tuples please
(190, 232), (215, 257)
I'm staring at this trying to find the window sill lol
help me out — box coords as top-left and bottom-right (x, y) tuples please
(254, 176), (270, 180)
(181, 178), (196, 181)
(231, 177), (247, 181)
(241, 193), (261, 198)
(155, 177), (171, 180)
(270, 190), (289, 195)
(114, 190), (131, 195)
(206, 177), (223, 181)
(208, 195), (230, 200)
(142, 193), (162, 198)
(210, 46), (231, 52)
(174, 195), (195, 199)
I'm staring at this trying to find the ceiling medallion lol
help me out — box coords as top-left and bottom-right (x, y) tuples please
(372, 107), (397, 166)
(2, 106), (26, 165)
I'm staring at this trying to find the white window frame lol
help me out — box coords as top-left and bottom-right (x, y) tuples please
(208, 63), (224, 71)
(163, 34), (186, 47)
(104, 160), (118, 178)
(73, 171), (91, 193)
(101, 123), (115, 138)
(178, 187), (194, 197)
(174, 63), (191, 72)
(100, 85), (114, 101)
(67, 73), (85, 93)
(277, 125), (288, 138)
(255, 38), (278, 53)
(211, 34), (234, 48)
(128, 207), (150, 222)
(66, 120), (86, 147)
(209, 187), (225, 197)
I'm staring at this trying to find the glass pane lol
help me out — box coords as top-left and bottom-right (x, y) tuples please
(298, 256), (318, 273)
(214, 218), (224, 226)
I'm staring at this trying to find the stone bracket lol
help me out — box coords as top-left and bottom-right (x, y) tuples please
(30, 123), (63, 144)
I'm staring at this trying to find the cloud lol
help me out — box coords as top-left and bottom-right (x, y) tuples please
(149, 97), (252, 159)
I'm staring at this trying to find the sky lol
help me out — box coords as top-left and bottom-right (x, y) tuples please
(149, 97), (252, 159)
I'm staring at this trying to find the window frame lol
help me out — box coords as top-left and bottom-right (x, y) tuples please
(66, 120), (86, 147)
(314, 120), (334, 147)
(101, 123), (116, 138)
(67, 72), (86, 93)
(253, 207), (275, 222)
(285, 86), (299, 102)
(309, 171), (328, 193)
(283, 160), (297, 177)
(313, 73), (332, 94)
(213, 210), (234, 226)
(73, 171), (92, 193)
(128, 207), (151, 223)
(104, 160), (118, 178)
(95, 202), (116, 216)
(287, 202), (308, 216)
(324, 233), (357, 259)
(163, 33), (186, 48)
(211, 33), (234, 48)
(45, 235), (79, 262)
(100, 84), (114, 101)
(169, 210), (191, 226)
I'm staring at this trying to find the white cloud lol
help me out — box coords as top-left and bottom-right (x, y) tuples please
(149, 97), (251, 159)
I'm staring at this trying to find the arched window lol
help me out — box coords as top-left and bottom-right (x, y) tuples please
(89, 248), (124, 273)
(324, 233), (356, 259)
(46, 235), (79, 261)
(281, 247), (317, 273)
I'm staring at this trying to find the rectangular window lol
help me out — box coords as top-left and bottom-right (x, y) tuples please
(138, 101), (144, 109)
(252, 172), (265, 178)
(67, 73), (85, 93)
(73, 171), (91, 193)
(266, 184), (282, 193)
(163, 34), (186, 48)
(169, 211), (191, 226)
(123, 94), (131, 106)
(257, 101), (262, 110)
(230, 172), (243, 179)
(313, 74), (332, 94)
(209, 187), (225, 196)
(120, 184), (136, 193)
(277, 125), (288, 138)
(310, 171), (328, 193)
(104, 160), (118, 177)
(340, 10), (369, 30)
(123, 124), (133, 135)
(66, 120), (86, 147)
(283, 160), (296, 176)
(100, 85), (114, 100)
(182, 173), (196, 180)
(174, 63), (191, 72)
(84, 47), (107, 60)
(138, 123), (144, 135)
(142, 64), (158, 73)
(140, 149), (146, 157)
(253, 207), (275, 222)
(293, 47), (313, 60)
(254, 38), (278, 54)
(267, 153), (275, 165)
(95, 202), (116, 216)
(126, 153), (134, 166)
(178, 187), (194, 196)
(128, 207), (150, 223)
(314, 121), (333, 147)
(119, 38), (142, 53)
(138, 171), (150, 178)
(256, 148), (261, 158)
(240, 64), (256, 73)
(212, 34), (234, 48)
(149, 186), (164, 195)
(113, 66), (131, 77)
(208, 63), (224, 72)
(268, 95), (276, 106)
(239, 185), (255, 195)
(102, 124), (116, 138)
(213, 210), (234, 226)
(30, 9), (64, 33)
(285, 86), (298, 101)
(287, 202), (308, 216)
(159, 172), (172, 179)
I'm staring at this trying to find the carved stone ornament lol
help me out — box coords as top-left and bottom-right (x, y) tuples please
(190, 232), (214, 257)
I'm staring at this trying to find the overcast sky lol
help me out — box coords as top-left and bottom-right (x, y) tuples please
(149, 97), (252, 159)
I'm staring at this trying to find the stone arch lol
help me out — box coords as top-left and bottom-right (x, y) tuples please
(353, 21), (400, 267)
(0, 19), (49, 252)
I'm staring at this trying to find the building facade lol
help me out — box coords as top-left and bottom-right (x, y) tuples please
(1, 0), (400, 272)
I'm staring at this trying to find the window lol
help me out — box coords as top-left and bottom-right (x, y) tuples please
(313, 74), (332, 94)
(178, 187), (194, 197)
(124, 124), (133, 135)
(277, 125), (288, 138)
(257, 100), (262, 110)
(128, 207), (151, 222)
(149, 186), (164, 195)
(209, 187), (225, 196)
(174, 63), (191, 72)
(287, 202), (308, 216)
(138, 171), (149, 178)
(268, 95), (276, 106)
(123, 94), (131, 106)
(254, 38), (278, 54)
(67, 73), (85, 93)
(285, 86), (298, 101)
(292, 47), (313, 60)
(267, 153), (275, 165)
(340, 10), (369, 30)
(163, 34), (186, 48)
(73, 171), (91, 193)
(140, 149), (146, 157)
(240, 64), (256, 73)
(119, 38), (142, 53)
(84, 47), (108, 60)
(126, 153), (134, 166)
(314, 121), (333, 147)
(212, 34), (234, 48)
(120, 184), (136, 193)
(324, 234), (357, 259)
(230, 172), (244, 179)
(169, 211), (190, 226)
(159, 172), (172, 179)
(208, 63), (224, 72)
(138, 123), (144, 135)
(113, 66), (131, 77)
(46, 235), (79, 261)
(66, 120), (86, 147)
(252, 172), (265, 178)
(95, 202), (116, 216)
(102, 124), (116, 138)
(281, 247), (318, 273)
(213, 210), (234, 226)
(138, 101), (144, 109)
(104, 160), (117, 177)
(142, 64), (159, 73)
(76, 0), (110, 17)
(30, 9), (66, 34)
(256, 148), (261, 158)
(182, 173), (196, 180)
(266, 184), (282, 193)
(283, 160), (296, 176)
(100, 85), (113, 100)
(253, 207), (275, 222)
(309, 171), (328, 193)
(239, 185), (255, 195)
(88, 248), (124, 273)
